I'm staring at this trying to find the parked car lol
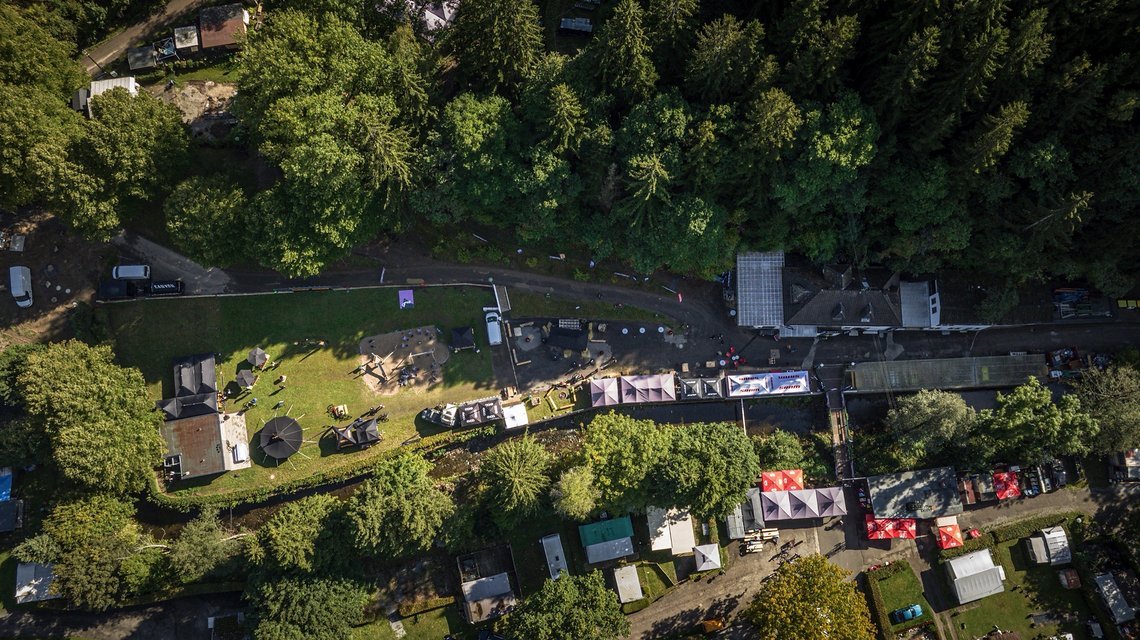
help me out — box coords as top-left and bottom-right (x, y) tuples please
(97, 280), (143, 300)
(889, 604), (923, 623)
(484, 309), (503, 346)
(148, 279), (184, 296)
(111, 264), (151, 280)
(8, 266), (32, 308)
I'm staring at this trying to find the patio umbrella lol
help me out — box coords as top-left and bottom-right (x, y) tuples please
(993, 472), (1021, 500)
(865, 514), (890, 540)
(248, 347), (269, 368)
(236, 370), (257, 389)
(937, 524), (964, 550)
(898, 519), (917, 539)
(260, 416), (303, 459)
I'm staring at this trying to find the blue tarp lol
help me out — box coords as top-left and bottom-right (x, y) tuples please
(0, 468), (12, 501)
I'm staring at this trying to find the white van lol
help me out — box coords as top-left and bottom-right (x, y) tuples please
(9, 266), (32, 308)
(485, 310), (503, 346)
(112, 264), (151, 280)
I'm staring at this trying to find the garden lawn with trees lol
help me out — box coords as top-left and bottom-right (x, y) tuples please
(101, 286), (497, 496)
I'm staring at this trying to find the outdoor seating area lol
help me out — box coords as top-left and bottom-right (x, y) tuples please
(104, 286), (498, 496)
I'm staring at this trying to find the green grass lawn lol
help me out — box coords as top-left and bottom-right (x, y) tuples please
(499, 508), (589, 595)
(952, 539), (1090, 639)
(876, 568), (933, 630)
(350, 606), (467, 640)
(509, 290), (662, 323)
(103, 286), (497, 496)
(175, 60), (239, 84)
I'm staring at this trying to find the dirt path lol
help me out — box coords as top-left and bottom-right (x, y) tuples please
(0, 593), (241, 640)
(80, 0), (210, 75)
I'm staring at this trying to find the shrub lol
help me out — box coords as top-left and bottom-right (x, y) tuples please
(862, 574), (893, 640)
(525, 257), (539, 269)
(397, 596), (456, 617)
(989, 512), (1078, 542)
(572, 268), (591, 281)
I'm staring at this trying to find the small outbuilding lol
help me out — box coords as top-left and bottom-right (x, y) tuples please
(612, 565), (643, 603)
(451, 327), (476, 351)
(502, 403), (529, 430)
(726, 487), (764, 539)
(127, 46), (157, 70)
(1026, 526), (1071, 566)
(946, 549), (1006, 604)
(460, 572), (516, 624)
(174, 25), (200, 52)
(540, 533), (567, 580)
(647, 507), (696, 556)
(1094, 573), (1137, 624)
(579, 517), (635, 564)
(15, 563), (59, 604)
(199, 3), (249, 49)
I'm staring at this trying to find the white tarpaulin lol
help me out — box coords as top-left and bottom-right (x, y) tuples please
(725, 371), (810, 397)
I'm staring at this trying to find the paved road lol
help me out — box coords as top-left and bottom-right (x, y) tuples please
(80, 0), (210, 75)
(0, 593), (241, 640)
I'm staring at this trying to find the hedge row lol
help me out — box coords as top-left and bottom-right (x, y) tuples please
(989, 512), (1080, 542)
(147, 427), (479, 511)
(397, 596), (456, 618)
(863, 567), (939, 640)
(621, 598), (651, 615)
(862, 573), (894, 640)
(938, 532), (995, 564)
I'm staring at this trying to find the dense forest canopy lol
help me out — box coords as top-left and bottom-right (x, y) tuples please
(1, 0), (1137, 298)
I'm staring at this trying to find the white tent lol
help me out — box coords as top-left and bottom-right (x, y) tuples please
(613, 565), (644, 603)
(725, 371), (810, 397)
(589, 378), (621, 407)
(619, 373), (677, 404)
(502, 403), (530, 430)
(761, 488), (846, 521)
(647, 507), (696, 556)
(760, 491), (793, 520)
(815, 486), (848, 517)
(693, 544), (722, 572)
(946, 550), (1006, 604)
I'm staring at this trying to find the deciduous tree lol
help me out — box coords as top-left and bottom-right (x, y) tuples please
(346, 453), (453, 558)
(743, 555), (874, 640)
(17, 341), (164, 494)
(249, 576), (369, 640)
(660, 422), (761, 520)
(551, 465), (600, 521)
(752, 430), (806, 471)
(497, 571), (629, 640)
(979, 377), (1098, 463)
(164, 175), (249, 268)
(1073, 366), (1140, 454)
(885, 390), (977, 470)
(584, 413), (670, 513)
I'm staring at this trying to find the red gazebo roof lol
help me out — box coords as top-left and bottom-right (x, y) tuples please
(761, 469), (805, 492)
(937, 524), (964, 549)
(993, 472), (1021, 500)
(865, 515), (917, 540)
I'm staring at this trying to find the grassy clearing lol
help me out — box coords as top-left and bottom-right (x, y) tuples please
(508, 290), (662, 323)
(876, 568), (933, 631)
(952, 539), (1089, 639)
(350, 606), (467, 640)
(103, 286), (497, 497)
(174, 59), (239, 84)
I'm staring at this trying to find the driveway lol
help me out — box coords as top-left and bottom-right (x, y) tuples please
(112, 231), (233, 294)
(81, 0), (211, 75)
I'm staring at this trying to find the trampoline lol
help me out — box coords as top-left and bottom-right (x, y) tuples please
(260, 416), (303, 460)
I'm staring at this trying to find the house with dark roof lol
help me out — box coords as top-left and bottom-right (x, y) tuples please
(158, 354), (249, 480)
(199, 3), (249, 49)
(735, 251), (992, 336)
(866, 467), (963, 519)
